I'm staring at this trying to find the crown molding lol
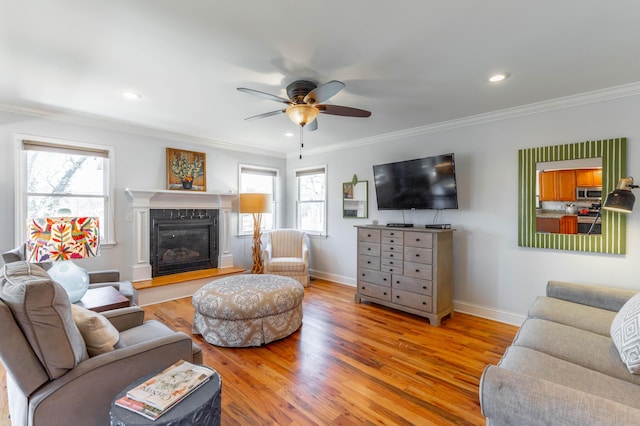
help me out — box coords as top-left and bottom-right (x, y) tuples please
(291, 81), (640, 158)
(0, 103), (286, 159)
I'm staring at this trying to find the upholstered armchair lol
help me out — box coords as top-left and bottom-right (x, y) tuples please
(2, 246), (138, 305)
(263, 229), (310, 287)
(0, 261), (202, 426)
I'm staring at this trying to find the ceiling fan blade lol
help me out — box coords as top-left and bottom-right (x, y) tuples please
(318, 104), (372, 118)
(307, 118), (318, 131)
(237, 87), (291, 105)
(244, 109), (285, 121)
(303, 80), (345, 105)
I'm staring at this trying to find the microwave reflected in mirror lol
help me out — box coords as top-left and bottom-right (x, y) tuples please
(535, 158), (603, 235)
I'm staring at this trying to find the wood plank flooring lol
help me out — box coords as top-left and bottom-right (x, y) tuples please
(0, 279), (518, 425)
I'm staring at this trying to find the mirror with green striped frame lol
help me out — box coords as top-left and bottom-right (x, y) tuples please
(518, 138), (627, 254)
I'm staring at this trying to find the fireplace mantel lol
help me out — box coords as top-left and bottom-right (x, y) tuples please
(125, 188), (237, 284)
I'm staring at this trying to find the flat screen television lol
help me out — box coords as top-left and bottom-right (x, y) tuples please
(372, 153), (459, 210)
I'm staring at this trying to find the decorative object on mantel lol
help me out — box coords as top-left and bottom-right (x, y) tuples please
(26, 216), (100, 302)
(166, 148), (206, 191)
(603, 177), (638, 213)
(239, 193), (272, 274)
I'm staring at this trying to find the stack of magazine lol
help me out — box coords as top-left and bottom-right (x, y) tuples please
(115, 360), (215, 421)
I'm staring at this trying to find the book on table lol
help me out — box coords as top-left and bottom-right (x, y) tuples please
(115, 360), (215, 419)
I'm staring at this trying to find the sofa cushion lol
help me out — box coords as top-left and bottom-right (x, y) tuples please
(71, 304), (120, 356)
(528, 296), (616, 336)
(498, 345), (640, 409)
(513, 318), (640, 385)
(0, 261), (88, 379)
(611, 292), (640, 374)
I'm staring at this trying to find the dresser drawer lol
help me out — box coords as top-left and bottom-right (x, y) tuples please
(358, 242), (380, 256)
(358, 228), (381, 243)
(381, 243), (403, 256)
(381, 249), (403, 261)
(404, 232), (433, 248)
(403, 261), (432, 280)
(359, 255), (380, 270)
(381, 235), (403, 245)
(404, 246), (432, 265)
(392, 275), (432, 296)
(392, 289), (432, 312)
(382, 229), (404, 239)
(381, 263), (403, 274)
(358, 282), (391, 301)
(358, 268), (391, 286)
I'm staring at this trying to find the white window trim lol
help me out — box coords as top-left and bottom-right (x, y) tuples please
(238, 163), (278, 236)
(295, 164), (328, 237)
(14, 134), (117, 247)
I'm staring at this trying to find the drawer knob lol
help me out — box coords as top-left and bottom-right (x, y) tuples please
(390, 247), (394, 250)
(367, 234), (371, 237)
(367, 261), (371, 264)
(390, 254), (394, 258)
(361, 273), (365, 277)
(396, 295), (400, 299)
(390, 239), (394, 243)
(390, 261), (394, 264)
(361, 286), (365, 289)
(422, 302), (426, 305)
(396, 281), (400, 284)
(422, 286), (427, 289)
(416, 238), (420, 241)
(415, 269), (420, 272)
(383, 292), (387, 296)
(383, 278), (387, 281)
(367, 248), (371, 251)
(415, 254), (420, 257)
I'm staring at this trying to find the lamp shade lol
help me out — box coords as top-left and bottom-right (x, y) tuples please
(26, 217), (100, 303)
(603, 177), (637, 214)
(285, 104), (319, 127)
(239, 193), (273, 214)
(603, 190), (635, 213)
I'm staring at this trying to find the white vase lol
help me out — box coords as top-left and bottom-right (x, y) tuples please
(47, 261), (90, 303)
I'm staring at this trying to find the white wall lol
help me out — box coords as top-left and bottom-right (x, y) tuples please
(2, 92), (639, 325)
(291, 94), (640, 325)
(0, 112), (286, 275)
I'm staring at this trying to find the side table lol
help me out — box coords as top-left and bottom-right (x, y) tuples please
(109, 365), (221, 426)
(76, 286), (130, 312)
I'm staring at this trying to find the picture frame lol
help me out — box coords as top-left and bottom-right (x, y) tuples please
(343, 182), (353, 199)
(166, 148), (207, 191)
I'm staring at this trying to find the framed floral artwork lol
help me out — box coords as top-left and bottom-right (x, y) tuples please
(166, 148), (206, 191)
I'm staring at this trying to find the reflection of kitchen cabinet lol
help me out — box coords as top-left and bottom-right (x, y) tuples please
(537, 215), (577, 234)
(576, 169), (602, 187)
(539, 170), (577, 201)
(560, 215), (577, 234)
(536, 216), (560, 233)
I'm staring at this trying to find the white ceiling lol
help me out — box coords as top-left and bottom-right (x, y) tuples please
(2, 0), (640, 157)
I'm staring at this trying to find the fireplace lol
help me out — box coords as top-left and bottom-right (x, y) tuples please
(150, 209), (219, 277)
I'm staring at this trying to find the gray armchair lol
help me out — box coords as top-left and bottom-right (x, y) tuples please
(0, 261), (202, 426)
(2, 246), (138, 305)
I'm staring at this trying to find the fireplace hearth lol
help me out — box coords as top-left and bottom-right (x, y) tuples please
(150, 209), (219, 277)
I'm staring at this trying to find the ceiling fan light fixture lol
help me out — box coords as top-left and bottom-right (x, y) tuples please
(286, 104), (319, 127)
(489, 73), (509, 83)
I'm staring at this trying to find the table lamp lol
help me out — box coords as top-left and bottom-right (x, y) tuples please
(26, 216), (100, 302)
(239, 193), (272, 274)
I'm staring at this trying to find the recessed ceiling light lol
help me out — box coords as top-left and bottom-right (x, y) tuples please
(489, 73), (509, 83)
(285, 132), (294, 137)
(122, 91), (142, 100)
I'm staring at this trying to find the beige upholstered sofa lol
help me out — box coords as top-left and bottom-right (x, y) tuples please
(480, 281), (640, 425)
(263, 229), (310, 287)
(0, 261), (202, 426)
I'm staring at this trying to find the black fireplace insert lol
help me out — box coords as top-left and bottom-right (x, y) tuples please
(150, 209), (219, 277)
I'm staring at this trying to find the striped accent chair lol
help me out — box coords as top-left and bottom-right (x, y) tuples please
(263, 229), (310, 287)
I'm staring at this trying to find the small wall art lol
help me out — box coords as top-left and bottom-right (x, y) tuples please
(166, 148), (206, 191)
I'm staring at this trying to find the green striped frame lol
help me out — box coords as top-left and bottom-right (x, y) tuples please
(518, 138), (627, 254)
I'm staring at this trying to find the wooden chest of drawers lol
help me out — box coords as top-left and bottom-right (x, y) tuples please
(355, 226), (454, 326)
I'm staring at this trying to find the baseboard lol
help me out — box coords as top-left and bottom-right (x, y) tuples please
(309, 269), (355, 287)
(453, 300), (526, 326)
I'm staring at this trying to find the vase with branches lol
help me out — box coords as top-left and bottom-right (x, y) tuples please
(170, 152), (204, 189)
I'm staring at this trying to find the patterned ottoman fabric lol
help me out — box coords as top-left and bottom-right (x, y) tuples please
(192, 274), (304, 347)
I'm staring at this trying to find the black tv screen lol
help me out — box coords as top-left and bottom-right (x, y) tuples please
(373, 153), (459, 210)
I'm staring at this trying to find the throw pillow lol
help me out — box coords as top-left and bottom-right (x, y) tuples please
(71, 304), (120, 356)
(611, 291), (640, 374)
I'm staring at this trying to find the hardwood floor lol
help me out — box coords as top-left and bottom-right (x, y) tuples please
(0, 279), (518, 425)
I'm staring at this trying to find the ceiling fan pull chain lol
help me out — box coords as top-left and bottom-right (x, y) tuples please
(299, 126), (304, 159)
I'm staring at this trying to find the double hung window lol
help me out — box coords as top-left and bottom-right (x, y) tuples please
(238, 164), (277, 235)
(295, 166), (327, 236)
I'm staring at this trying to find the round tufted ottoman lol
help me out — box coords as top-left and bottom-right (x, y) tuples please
(192, 274), (304, 347)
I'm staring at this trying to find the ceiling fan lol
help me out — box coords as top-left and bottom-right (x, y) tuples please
(237, 79), (371, 132)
